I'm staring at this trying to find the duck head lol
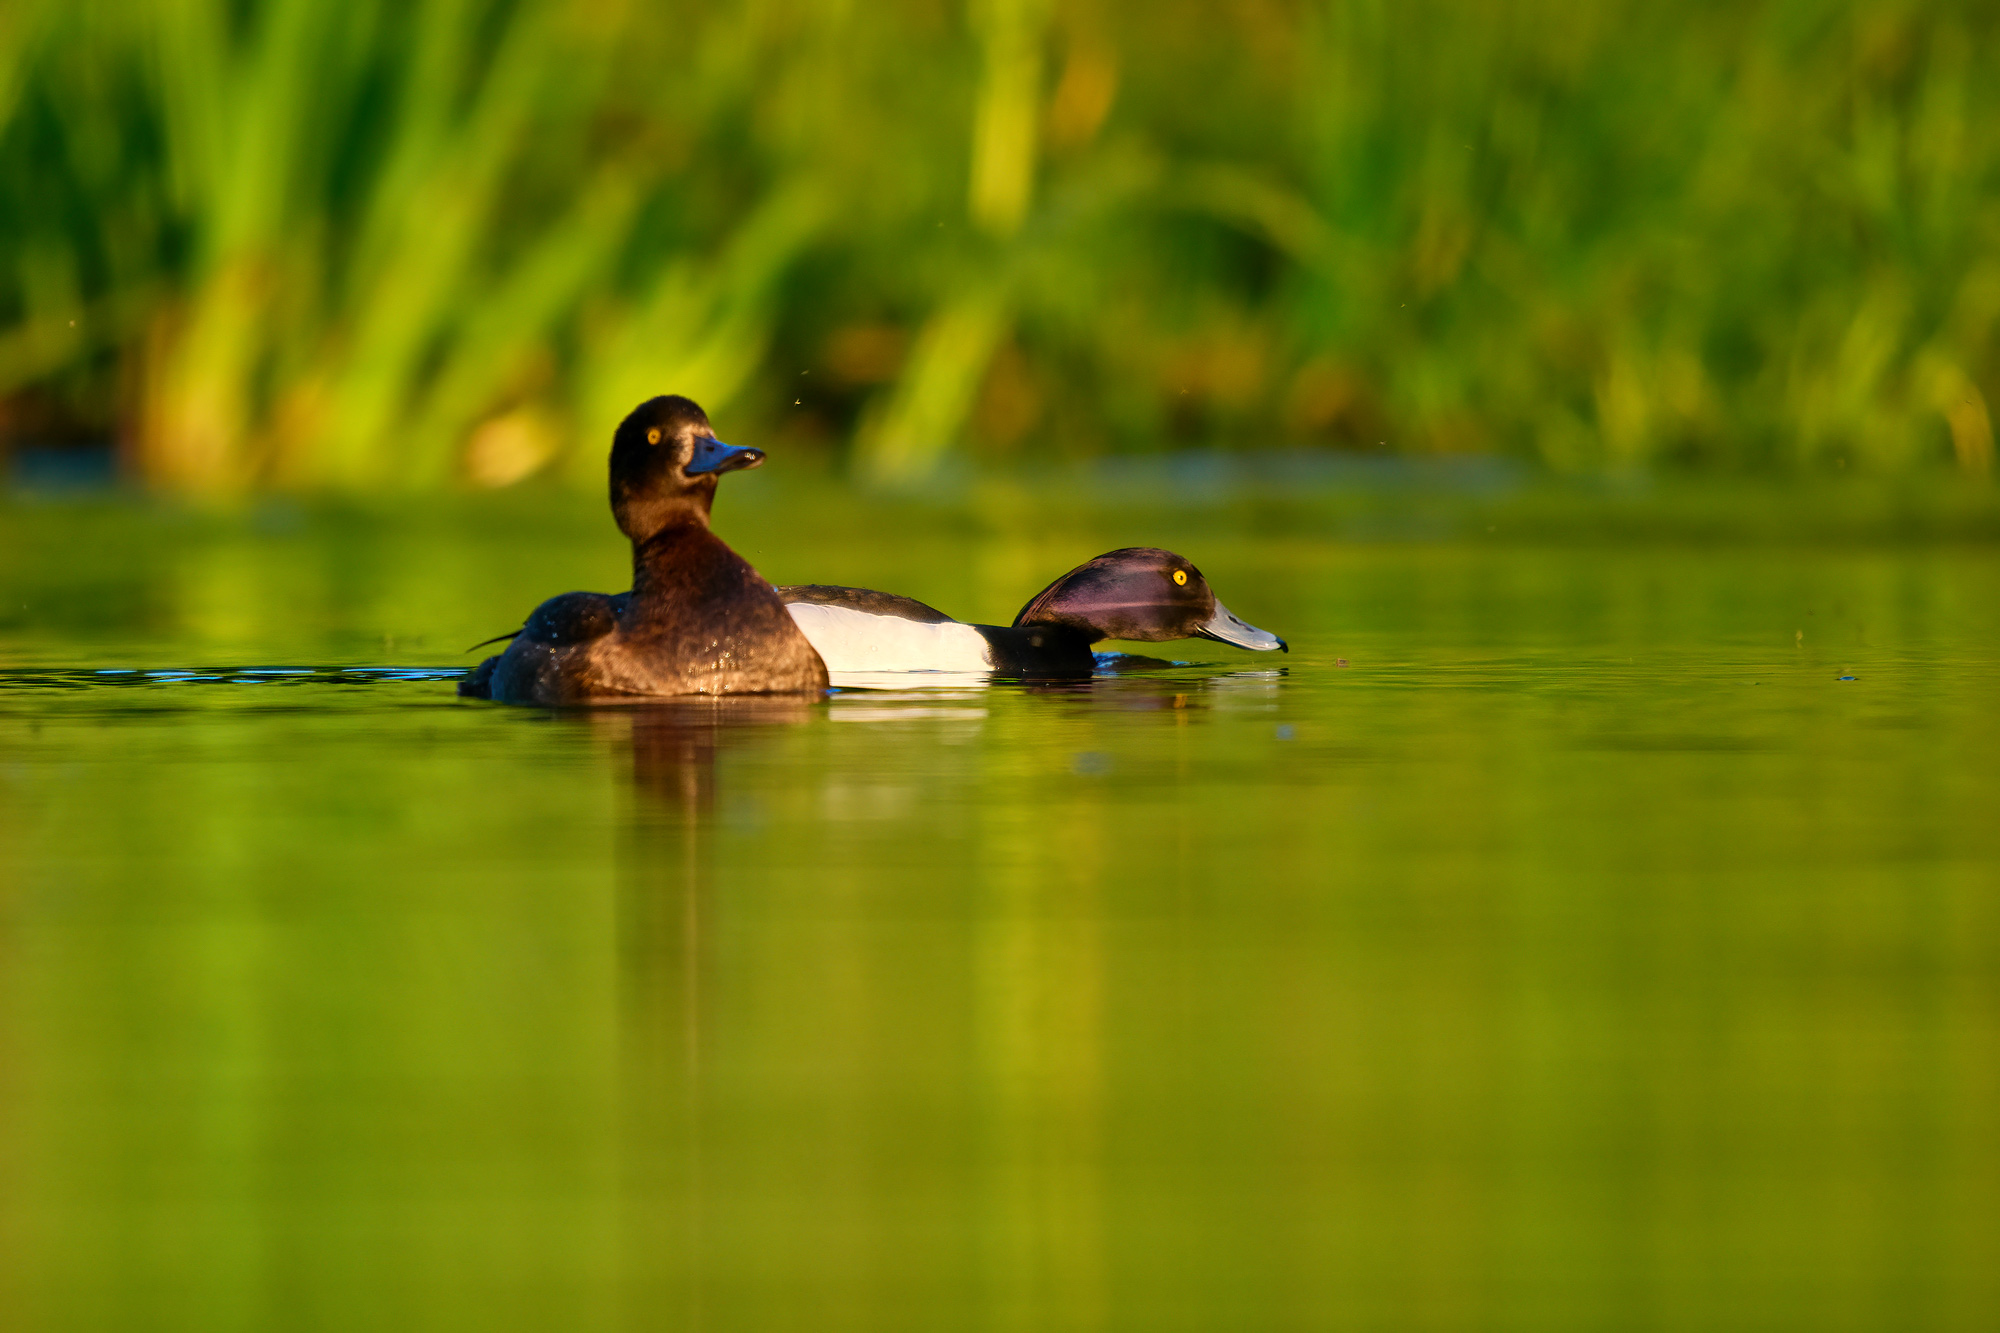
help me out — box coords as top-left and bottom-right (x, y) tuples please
(1011, 547), (1287, 651)
(609, 395), (765, 541)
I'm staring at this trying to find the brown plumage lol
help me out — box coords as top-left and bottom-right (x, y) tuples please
(460, 396), (828, 704)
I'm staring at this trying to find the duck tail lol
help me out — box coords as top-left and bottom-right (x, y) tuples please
(458, 655), (500, 699)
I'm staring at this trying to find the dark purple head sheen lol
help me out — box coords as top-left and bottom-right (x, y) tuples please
(609, 395), (765, 541)
(1011, 547), (1287, 651)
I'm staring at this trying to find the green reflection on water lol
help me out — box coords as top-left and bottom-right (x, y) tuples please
(2, 494), (1998, 1331)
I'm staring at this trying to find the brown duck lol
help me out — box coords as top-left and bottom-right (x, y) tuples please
(459, 396), (828, 704)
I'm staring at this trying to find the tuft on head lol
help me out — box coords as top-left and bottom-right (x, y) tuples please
(1012, 547), (1215, 642)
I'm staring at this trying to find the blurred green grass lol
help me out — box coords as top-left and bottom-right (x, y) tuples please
(1, 0), (1996, 493)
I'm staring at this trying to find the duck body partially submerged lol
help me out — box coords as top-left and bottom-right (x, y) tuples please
(778, 547), (1286, 678)
(462, 396), (828, 705)
(780, 588), (1098, 676)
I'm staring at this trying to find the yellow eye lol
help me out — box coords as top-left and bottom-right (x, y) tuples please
(646, 427), (662, 445)
(1173, 570), (1188, 586)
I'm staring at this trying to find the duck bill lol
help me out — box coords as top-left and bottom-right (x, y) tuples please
(1193, 599), (1288, 652)
(686, 438), (765, 475)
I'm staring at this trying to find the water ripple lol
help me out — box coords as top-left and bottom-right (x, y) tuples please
(0, 665), (468, 691)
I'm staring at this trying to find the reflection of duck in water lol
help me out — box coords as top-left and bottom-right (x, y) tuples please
(461, 396), (828, 705)
(778, 547), (1286, 677)
(613, 697), (814, 813)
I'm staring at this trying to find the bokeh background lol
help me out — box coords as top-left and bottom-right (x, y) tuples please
(7, 7), (2000, 1331)
(3, 0), (1997, 494)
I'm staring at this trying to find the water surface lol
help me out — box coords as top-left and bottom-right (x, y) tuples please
(3, 492), (1997, 1331)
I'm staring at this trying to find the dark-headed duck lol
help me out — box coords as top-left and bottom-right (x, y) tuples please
(778, 547), (1286, 676)
(460, 396), (828, 704)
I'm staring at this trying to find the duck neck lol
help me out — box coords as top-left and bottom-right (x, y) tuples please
(984, 621), (1098, 676)
(613, 478), (716, 551)
(629, 520), (714, 598)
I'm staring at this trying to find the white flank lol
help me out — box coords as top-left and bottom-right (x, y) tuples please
(786, 602), (994, 674)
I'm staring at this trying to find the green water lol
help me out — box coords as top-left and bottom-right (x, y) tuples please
(2, 489), (1997, 1332)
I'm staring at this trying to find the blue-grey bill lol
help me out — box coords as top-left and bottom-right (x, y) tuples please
(686, 437), (765, 475)
(1195, 599), (1287, 652)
